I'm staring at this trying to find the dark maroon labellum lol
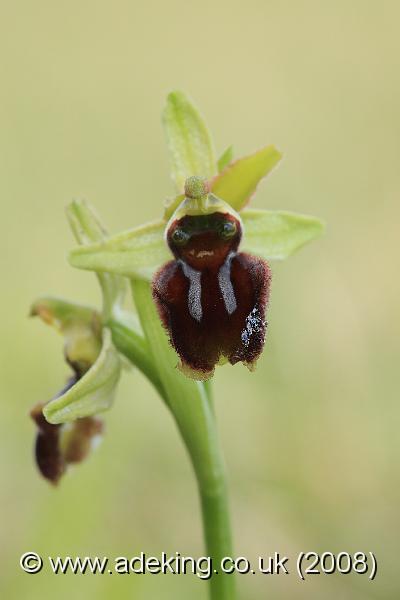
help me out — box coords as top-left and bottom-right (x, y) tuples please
(153, 210), (271, 379)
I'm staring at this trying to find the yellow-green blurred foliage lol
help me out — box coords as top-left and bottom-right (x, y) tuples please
(1, 1), (399, 598)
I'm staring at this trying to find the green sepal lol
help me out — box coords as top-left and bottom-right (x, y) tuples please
(212, 145), (282, 212)
(162, 91), (217, 193)
(241, 208), (325, 260)
(68, 220), (169, 280)
(68, 207), (324, 281)
(66, 199), (126, 319)
(30, 297), (100, 335)
(43, 328), (121, 424)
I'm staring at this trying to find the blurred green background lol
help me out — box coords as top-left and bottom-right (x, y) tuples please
(1, 1), (399, 598)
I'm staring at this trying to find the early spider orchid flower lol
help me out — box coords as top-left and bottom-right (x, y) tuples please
(153, 175), (271, 379)
(68, 92), (323, 381)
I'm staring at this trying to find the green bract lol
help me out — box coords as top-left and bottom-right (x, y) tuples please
(31, 296), (121, 424)
(43, 327), (121, 424)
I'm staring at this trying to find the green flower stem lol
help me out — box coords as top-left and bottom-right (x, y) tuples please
(107, 316), (165, 400)
(203, 378), (214, 411)
(131, 278), (236, 600)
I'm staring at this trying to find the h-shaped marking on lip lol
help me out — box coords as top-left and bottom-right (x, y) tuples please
(180, 252), (237, 323)
(218, 252), (237, 315)
(180, 261), (203, 322)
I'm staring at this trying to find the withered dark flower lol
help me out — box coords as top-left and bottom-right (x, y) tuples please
(29, 298), (120, 483)
(30, 402), (67, 485)
(153, 177), (271, 380)
(30, 394), (103, 485)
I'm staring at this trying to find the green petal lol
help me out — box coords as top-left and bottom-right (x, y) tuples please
(241, 208), (325, 260)
(43, 328), (121, 424)
(162, 91), (217, 193)
(211, 145), (282, 211)
(217, 145), (234, 173)
(68, 220), (169, 280)
(163, 145), (281, 220)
